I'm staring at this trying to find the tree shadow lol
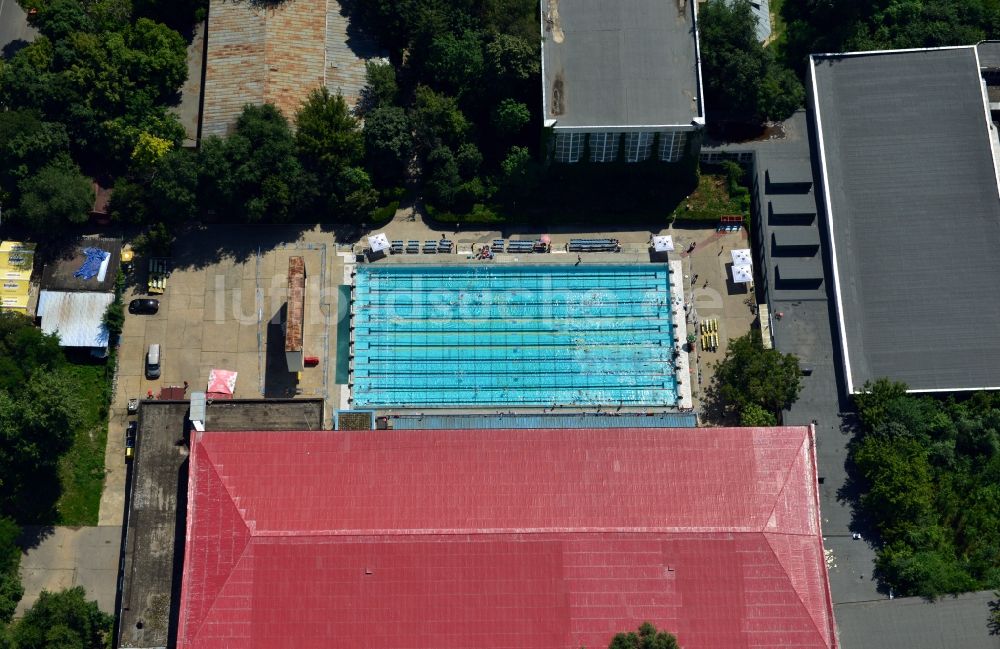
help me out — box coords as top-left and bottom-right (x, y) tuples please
(988, 594), (1000, 635)
(168, 223), (314, 271)
(1, 39), (30, 60)
(699, 374), (740, 427)
(8, 464), (62, 526)
(15, 526), (55, 553)
(336, 0), (386, 61)
(835, 415), (884, 550)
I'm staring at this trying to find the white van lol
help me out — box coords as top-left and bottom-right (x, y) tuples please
(146, 344), (161, 379)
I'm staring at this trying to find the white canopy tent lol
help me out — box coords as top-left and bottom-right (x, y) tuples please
(731, 249), (753, 267)
(368, 233), (390, 253)
(652, 235), (674, 252)
(731, 264), (754, 284)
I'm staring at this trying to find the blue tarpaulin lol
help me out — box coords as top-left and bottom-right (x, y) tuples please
(74, 248), (109, 280)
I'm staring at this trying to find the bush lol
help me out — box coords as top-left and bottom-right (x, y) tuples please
(101, 301), (124, 337)
(370, 200), (399, 224)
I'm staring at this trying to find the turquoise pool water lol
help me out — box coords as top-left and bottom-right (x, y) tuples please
(352, 265), (677, 408)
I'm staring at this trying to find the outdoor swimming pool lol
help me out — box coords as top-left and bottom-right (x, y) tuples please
(351, 265), (678, 408)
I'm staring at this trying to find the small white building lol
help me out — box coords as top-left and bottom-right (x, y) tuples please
(36, 290), (114, 354)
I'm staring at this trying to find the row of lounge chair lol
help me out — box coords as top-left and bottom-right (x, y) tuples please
(505, 239), (549, 253)
(567, 238), (621, 252)
(391, 240), (454, 254)
(699, 318), (719, 334)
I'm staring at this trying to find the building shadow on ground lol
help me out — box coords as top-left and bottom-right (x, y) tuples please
(263, 304), (299, 398)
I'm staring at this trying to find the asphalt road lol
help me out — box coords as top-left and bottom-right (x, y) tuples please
(0, 0), (37, 58)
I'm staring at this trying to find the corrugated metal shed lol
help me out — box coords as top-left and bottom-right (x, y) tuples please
(177, 426), (836, 649)
(37, 291), (113, 348)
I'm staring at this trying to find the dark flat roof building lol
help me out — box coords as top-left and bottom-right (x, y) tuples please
(540, 0), (704, 163)
(810, 46), (1000, 393)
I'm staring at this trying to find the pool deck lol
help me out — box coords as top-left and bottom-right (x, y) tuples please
(669, 259), (693, 409)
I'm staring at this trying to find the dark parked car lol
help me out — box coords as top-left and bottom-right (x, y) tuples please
(129, 298), (159, 314)
(125, 421), (138, 460)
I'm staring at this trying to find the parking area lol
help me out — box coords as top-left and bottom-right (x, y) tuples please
(99, 228), (340, 525)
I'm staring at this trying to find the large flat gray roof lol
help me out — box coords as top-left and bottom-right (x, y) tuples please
(835, 590), (998, 649)
(811, 47), (1000, 393)
(541, 0), (703, 128)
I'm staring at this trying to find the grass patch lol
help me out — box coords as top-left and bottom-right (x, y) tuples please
(56, 355), (113, 526)
(670, 162), (751, 224)
(768, 0), (785, 42)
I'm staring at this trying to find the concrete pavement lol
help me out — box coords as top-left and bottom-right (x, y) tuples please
(16, 526), (121, 616)
(99, 227), (339, 525)
(0, 0), (37, 58)
(170, 21), (205, 147)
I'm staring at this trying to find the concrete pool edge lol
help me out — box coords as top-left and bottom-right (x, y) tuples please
(669, 260), (693, 409)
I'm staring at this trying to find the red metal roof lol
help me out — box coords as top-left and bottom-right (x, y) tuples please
(177, 427), (836, 649)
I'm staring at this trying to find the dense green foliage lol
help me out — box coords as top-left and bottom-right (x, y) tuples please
(0, 518), (23, 625)
(782, 0), (1000, 75)
(712, 330), (802, 418)
(0, 0), (191, 237)
(699, 0), (803, 122)
(850, 379), (1000, 597)
(0, 312), (109, 523)
(8, 587), (112, 649)
(608, 622), (679, 649)
(352, 0), (540, 214)
(2, 1), (188, 166)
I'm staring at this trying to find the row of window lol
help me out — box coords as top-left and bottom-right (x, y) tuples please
(552, 131), (690, 163)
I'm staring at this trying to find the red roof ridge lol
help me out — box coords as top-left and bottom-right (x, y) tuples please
(763, 427), (817, 535)
(763, 531), (835, 647)
(178, 439), (253, 644)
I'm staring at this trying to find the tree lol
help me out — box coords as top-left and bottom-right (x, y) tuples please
(698, 0), (802, 122)
(10, 587), (112, 649)
(0, 111), (70, 201)
(609, 622), (679, 649)
(224, 104), (311, 222)
(497, 145), (538, 200)
(425, 30), (484, 96)
(409, 85), (469, 154)
(854, 378), (909, 431)
(0, 311), (64, 396)
(295, 88), (364, 172)
(125, 18), (188, 104)
(484, 33), (539, 88)
(363, 106), (412, 184)
(359, 60), (397, 113)
(740, 403), (777, 426)
(147, 148), (198, 223)
(781, 0), (1000, 77)
(491, 98), (530, 136)
(423, 146), (461, 209)
(21, 0), (91, 40)
(16, 160), (94, 233)
(712, 330), (802, 416)
(0, 517), (23, 624)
